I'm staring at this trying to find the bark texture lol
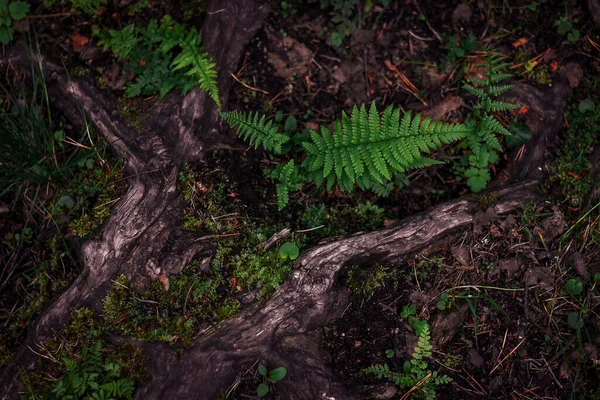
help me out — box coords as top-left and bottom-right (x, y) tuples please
(0, 1), (575, 398)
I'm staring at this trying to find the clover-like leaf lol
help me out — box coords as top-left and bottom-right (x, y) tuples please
(567, 312), (584, 330)
(578, 99), (596, 114)
(268, 367), (287, 383)
(565, 278), (583, 296)
(257, 383), (269, 397)
(279, 242), (299, 260)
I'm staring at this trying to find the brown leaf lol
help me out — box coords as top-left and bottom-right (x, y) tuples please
(70, 33), (90, 52)
(421, 94), (463, 120)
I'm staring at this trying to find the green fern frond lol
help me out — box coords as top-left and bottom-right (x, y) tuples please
(220, 110), (289, 153)
(170, 27), (221, 107)
(272, 160), (302, 210)
(302, 102), (469, 192)
(363, 364), (392, 379)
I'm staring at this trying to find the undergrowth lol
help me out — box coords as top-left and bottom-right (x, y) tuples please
(363, 326), (452, 400)
(222, 49), (516, 210)
(93, 16), (219, 106)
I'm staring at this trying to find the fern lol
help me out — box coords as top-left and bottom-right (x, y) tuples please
(223, 103), (470, 208)
(222, 50), (516, 208)
(151, 17), (221, 107)
(46, 341), (135, 399)
(460, 49), (518, 192)
(363, 326), (452, 400)
(301, 102), (468, 193)
(93, 17), (219, 105)
(220, 110), (289, 154)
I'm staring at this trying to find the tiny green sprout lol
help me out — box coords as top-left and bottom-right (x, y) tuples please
(437, 293), (450, 310)
(385, 349), (394, 358)
(567, 312), (584, 330)
(594, 272), (600, 283)
(329, 32), (343, 47)
(565, 278), (583, 296)
(257, 364), (287, 397)
(578, 99), (596, 114)
(400, 304), (416, 318)
(279, 242), (299, 260)
(284, 116), (297, 134)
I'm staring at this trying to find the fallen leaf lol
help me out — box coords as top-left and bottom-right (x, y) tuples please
(512, 38), (528, 48)
(70, 33), (89, 52)
(421, 94), (463, 120)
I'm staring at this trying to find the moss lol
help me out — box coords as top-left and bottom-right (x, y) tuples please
(0, 236), (79, 367)
(552, 100), (599, 208)
(68, 157), (126, 237)
(347, 263), (391, 300)
(117, 98), (143, 133)
(102, 264), (238, 347)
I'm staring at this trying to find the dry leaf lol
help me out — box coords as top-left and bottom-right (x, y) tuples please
(70, 33), (89, 52)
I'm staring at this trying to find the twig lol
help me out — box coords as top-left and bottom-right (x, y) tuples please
(542, 357), (564, 389)
(295, 225), (324, 233)
(28, 345), (60, 364)
(489, 338), (526, 375)
(26, 12), (72, 19)
(230, 72), (269, 94)
(400, 372), (432, 400)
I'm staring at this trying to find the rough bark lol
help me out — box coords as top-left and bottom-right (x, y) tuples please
(0, 2), (574, 398)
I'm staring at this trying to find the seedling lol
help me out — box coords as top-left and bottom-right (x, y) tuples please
(554, 16), (580, 42)
(400, 304), (429, 336)
(257, 364), (287, 397)
(279, 242), (299, 260)
(436, 293), (451, 310)
(565, 278), (583, 296)
(0, 0), (30, 44)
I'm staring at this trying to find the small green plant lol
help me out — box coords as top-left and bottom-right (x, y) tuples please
(222, 49), (516, 208)
(444, 33), (476, 67)
(45, 341), (135, 399)
(436, 293), (451, 310)
(44, 0), (106, 15)
(279, 242), (300, 260)
(93, 16), (220, 106)
(400, 304), (429, 336)
(0, 0), (29, 44)
(363, 326), (452, 400)
(566, 278), (583, 296)
(256, 364), (287, 397)
(460, 50), (518, 191)
(554, 16), (580, 42)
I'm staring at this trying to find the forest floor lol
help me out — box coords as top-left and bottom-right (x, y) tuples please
(1, 0), (600, 399)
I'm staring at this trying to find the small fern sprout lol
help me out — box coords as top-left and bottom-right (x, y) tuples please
(461, 48), (518, 192)
(363, 326), (451, 400)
